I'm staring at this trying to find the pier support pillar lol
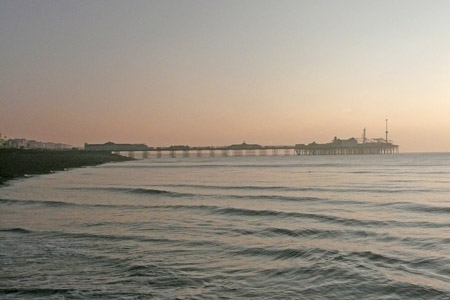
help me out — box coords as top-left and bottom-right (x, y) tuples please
(246, 149), (255, 156)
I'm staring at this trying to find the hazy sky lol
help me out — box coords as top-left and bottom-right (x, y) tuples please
(1, 0), (449, 151)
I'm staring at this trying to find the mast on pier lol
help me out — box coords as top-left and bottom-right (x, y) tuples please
(385, 119), (389, 143)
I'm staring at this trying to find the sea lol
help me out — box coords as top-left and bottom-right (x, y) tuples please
(1, 154), (449, 299)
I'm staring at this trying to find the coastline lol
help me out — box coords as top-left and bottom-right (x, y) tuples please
(0, 148), (133, 185)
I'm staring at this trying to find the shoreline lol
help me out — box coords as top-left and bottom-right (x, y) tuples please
(0, 149), (133, 185)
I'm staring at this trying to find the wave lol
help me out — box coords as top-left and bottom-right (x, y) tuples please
(73, 186), (196, 197)
(50, 231), (175, 243)
(65, 187), (365, 205)
(408, 203), (450, 214)
(101, 162), (351, 169)
(229, 246), (413, 267)
(0, 227), (32, 234)
(234, 227), (378, 241)
(142, 183), (450, 194)
(152, 183), (298, 191)
(0, 226), (225, 249)
(227, 194), (348, 204)
(376, 201), (450, 214)
(2, 198), (449, 229)
(0, 288), (146, 299)
(346, 251), (450, 278)
(229, 227), (450, 252)
(0, 288), (75, 296)
(65, 185), (450, 210)
(232, 246), (326, 260)
(0, 198), (149, 209)
(0, 197), (196, 210)
(257, 227), (385, 239)
(204, 206), (450, 228)
(114, 187), (194, 197)
(231, 245), (450, 278)
(255, 263), (450, 299)
(69, 186), (405, 207)
(0, 198), (80, 207)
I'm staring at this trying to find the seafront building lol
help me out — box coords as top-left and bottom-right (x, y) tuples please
(0, 133), (5, 148)
(0, 136), (72, 150)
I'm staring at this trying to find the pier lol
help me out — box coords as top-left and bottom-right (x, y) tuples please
(294, 141), (399, 155)
(85, 123), (400, 158)
(85, 140), (399, 159)
(112, 143), (298, 158)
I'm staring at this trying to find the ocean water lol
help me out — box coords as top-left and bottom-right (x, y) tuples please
(1, 154), (449, 299)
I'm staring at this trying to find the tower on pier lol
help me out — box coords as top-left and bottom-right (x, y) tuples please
(385, 119), (389, 143)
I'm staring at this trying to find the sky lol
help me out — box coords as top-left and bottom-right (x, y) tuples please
(1, 0), (449, 152)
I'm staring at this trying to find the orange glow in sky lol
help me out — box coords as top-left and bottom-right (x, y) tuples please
(1, 1), (450, 152)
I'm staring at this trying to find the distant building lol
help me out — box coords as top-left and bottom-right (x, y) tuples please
(331, 136), (358, 147)
(43, 142), (72, 150)
(226, 141), (263, 150)
(26, 140), (43, 149)
(3, 138), (71, 150)
(0, 133), (7, 148)
(6, 138), (27, 149)
(295, 136), (399, 155)
(167, 145), (190, 150)
(84, 142), (151, 151)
